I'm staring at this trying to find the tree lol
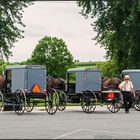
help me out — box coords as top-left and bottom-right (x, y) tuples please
(30, 36), (74, 78)
(0, 0), (32, 60)
(100, 60), (119, 78)
(77, 0), (140, 76)
(0, 60), (9, 74)
(0, 59), (5, 74)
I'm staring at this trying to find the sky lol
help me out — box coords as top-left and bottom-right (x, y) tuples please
(9, 1), (106, 62)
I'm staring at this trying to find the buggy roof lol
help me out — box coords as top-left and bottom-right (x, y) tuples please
(122, 69), (140, 73)
(5, 65), (46, 70)
(67, 68), (100, 73)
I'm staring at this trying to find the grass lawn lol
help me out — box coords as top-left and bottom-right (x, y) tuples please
(75, 61), (105, 68)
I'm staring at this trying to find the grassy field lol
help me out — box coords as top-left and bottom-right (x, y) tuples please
(75, 61), (105, 68)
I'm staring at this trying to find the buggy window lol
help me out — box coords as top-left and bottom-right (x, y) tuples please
(7, 70), (12, 81)
(5, 70), (12, 92)
(66, 73), (76, 93)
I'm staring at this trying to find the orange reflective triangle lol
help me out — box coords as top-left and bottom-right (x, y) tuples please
(32, 84), (41, 94)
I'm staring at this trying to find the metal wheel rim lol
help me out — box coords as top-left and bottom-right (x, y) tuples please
(107, 101), (121, 113)
(134, 102), (140, 111)
(45, 89), (59, 115)
(80, 91), (97, 113)
(25, 98), (34, 112)
(13, 89), (26, 115)
(58, 90), (67, 111)
(0, 91), (4, 111)
(134, 95), (140, 111)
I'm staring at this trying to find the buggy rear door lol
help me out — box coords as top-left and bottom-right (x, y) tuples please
(86, 71), (101, 91)
(12, 69), (25, 93)
(27, 68), (46, 93)
(76, 72), (85, 93)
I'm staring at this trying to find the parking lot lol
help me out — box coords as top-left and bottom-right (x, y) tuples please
(0, 106), (140, 139)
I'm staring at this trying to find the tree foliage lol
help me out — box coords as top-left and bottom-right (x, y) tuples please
(99, 60), (119, 78)
(77, 0), (140, 76)
(29, 36), (74, 78)
(0, 60), (9, 74)
(0, 59), (5, 74)
(0, 0), (32, 59)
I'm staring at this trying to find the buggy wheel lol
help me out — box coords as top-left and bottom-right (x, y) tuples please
(133, 90), (140, 111)
(45, 89), (59, 115)
(134, 104), (140, 111)
(25, 97), (34, 113)
(107, 99), (121, 113)
(80, 91), (97, 113)
(58, 90), (67, 111)
(13, 89), (26, 115)
(134, 96), (140, 111)
(0, 91), (4, 111)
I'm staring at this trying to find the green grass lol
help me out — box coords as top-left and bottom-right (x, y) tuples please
(74, 61), (105, 69)
(66, 102), (80, 106)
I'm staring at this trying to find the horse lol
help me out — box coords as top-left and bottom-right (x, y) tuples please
(102, 77), (121, 90)
(0, 75), (5, 92)
(46, 77), (66, 91)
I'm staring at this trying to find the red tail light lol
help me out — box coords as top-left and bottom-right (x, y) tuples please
(107, 92), (115, 99)
(44, 89), (48, 96)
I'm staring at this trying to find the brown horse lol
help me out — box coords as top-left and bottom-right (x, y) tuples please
(0, 75), (5, 91)
(102, 77), (121, 90)
(46, 77), (66, 91)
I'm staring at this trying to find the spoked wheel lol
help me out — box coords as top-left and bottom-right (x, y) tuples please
(107, 98), (121, 113)
(25, 97), (34, 113)
(58, 90), (67, 111)
(80, 91), (97, 113)
(45, 88), (59, 115)
(134, 104), (140, 111)
(13, 89), (26, 115)
(134, 96), (140, 111)
(0, 91), (4, 111)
